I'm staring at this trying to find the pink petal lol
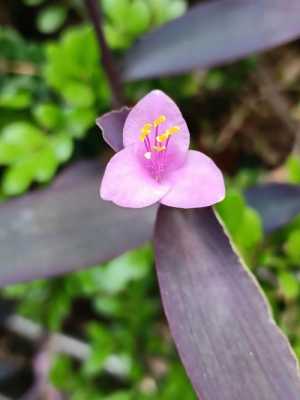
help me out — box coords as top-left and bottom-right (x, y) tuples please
(161, 150), (225, 208)
(100, 145), (171, 208)
(123, 90), (190, 160)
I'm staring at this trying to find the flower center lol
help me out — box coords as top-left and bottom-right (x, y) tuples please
(139, 115), (180, 181)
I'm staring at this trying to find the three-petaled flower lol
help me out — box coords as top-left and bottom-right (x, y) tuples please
(98, 90), (225, 208)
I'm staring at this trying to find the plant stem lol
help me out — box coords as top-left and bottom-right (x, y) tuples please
(84, 0), (125, 107)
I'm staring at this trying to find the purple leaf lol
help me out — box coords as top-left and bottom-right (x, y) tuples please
(122, 0), (300, 81)
(96, 107), (130, 151)
(154, 206), (300, 400)
(245, 183), (300, 232)
(0, 161), (157, 286)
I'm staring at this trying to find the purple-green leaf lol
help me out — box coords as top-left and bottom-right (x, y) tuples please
(154, 206), (300, 400)
(96, 107), (130, 151)
(245, 183), (300, 232)
(0, 160), (156, 286)
(122, 0), (300, 81)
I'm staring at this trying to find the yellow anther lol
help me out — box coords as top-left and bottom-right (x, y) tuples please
(153, 115), (166, 127)
(168, 125), (180, 134)
(157, 133), (169, 143)
(153, 145), (166, 152)
(157, 125), (180, 142)
(139, 123), (153, 141)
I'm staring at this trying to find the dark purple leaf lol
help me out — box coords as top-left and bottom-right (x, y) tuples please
(96, 107), (130, 151)
(0, 161), (156, 286)
(122, 0), (300, 81)
(154, 206), (300, 400)
(245, 183), (300, 232)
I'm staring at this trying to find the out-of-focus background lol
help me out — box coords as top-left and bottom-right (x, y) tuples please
(1, 0), (300, 398)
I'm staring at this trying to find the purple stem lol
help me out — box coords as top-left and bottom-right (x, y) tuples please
(84, 0), (125, 107)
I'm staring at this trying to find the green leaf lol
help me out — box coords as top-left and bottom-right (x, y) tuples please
(1, 122), (46, 150)
(50, 355), (74, 390)
(216, 188), (245, 235)
(32, 147), (58, 183)
(285, 230), (300, 264)
(104, 23), (131, 49)
(33, 103), (63, 130)
(102, 0), (129, 25)
(0, 84), (32, 109)
(62, 82), (95, 108)
(149, 0), (186, 26)
(50, 133), (73, 162)
(235, 208), (263, 251)
(278, 271), (299, 300)
(92, 246), (152, 294)
(37, 5), (67, 34)
(0, 142), (25, 165)
(2, 160), (34, 195)
(83, 323), (114, 376)
(127, 1), (151, 35)
(64, 107), (96, 138)
(287, 156), (300, 184)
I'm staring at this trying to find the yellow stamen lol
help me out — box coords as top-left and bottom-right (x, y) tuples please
(168, 125), (180, 134)
(157, 125), (181, 143)
(157, 133), (169, 143)
(153, 115), (166, 127)
(139, 123), (153, 141)
(153, 145), (166, 152)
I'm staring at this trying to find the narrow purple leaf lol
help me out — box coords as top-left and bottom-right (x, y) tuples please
(122, 0), (300, 81)
(245, 183), (300, 232)
(96, 107), (130, 151)
(154, 206), (300, 400)
(0, 161), (156, 286)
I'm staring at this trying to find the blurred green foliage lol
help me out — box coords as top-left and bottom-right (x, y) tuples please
(287, 156), (300, 184)
(102, 0), (186, 49)
(1, 0), (300, 398)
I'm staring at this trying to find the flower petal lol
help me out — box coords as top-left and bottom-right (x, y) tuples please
(123, 90), (190, 156)
(96, 107), (130, 152)
(100, 145), (171, 208)
(161, 150), (225, 208)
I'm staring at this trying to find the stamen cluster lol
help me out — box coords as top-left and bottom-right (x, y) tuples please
(138, 115), (180, 180)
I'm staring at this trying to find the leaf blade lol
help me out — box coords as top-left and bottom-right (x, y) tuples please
(122, 0), (300, 80)
(154, 206), (300, 400)
(0, 161), (156, 286)
(245, 183), (300, 232)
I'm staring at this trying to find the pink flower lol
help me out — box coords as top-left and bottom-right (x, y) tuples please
(99, 90), (225, 208)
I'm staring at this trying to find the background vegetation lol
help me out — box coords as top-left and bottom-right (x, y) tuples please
(1, 0), (300, 398)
